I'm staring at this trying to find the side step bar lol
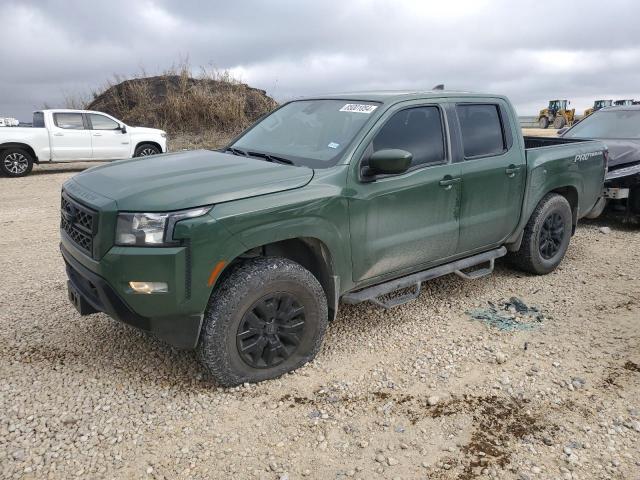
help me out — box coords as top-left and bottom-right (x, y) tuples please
(342, 247), (507, 309)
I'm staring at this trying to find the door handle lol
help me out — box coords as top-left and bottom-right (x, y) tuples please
(439, 177), (461, 190)
(505, 165), (522, 177)
(93, 133), (102, 136)
(53, 133), (64, 136)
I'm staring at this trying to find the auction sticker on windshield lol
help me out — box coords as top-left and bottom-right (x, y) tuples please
(339, 104), (378, 114)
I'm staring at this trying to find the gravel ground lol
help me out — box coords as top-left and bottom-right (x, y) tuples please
(1, 161), (639, 480)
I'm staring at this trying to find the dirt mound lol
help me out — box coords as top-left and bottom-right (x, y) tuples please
(87, 74), (277, 134)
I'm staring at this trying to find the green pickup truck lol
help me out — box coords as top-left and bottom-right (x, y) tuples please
(61, 91), (607, 386)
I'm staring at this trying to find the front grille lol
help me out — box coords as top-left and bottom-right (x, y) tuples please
(61, 192), (98, 257)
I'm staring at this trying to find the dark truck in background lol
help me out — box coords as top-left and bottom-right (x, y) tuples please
(559, 105), (640, 219)
(60, 90), (606, 386)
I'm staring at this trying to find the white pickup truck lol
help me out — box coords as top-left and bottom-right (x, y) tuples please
(0, 109), (167, 177)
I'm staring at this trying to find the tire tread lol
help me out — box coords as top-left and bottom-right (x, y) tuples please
(197, 257), (327, 387)
(510, 193), (572, 275)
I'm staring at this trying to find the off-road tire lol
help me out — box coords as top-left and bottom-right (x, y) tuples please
(553, 116), (566, 129)
(133, 143), (160, 157)
(0, 148), (34, 177)
(510, 193), (573, 275)
(538, 117), (549, 129)
(197, 257), (328, 387)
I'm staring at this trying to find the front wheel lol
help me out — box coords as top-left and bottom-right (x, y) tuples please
(133, 144), (160, 157)
(553, 116), (566, 129)
(197, 257), (328, 387)
(510, 193), (573, 275)
(1, 148), (34, 177)
(538, 117), (549, 129)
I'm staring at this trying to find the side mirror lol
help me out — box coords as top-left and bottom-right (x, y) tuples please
(365, 149), (412, 177)
(121, 125), (127, 134)
(557, 127), (569, 136)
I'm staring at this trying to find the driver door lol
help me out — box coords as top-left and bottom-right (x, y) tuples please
(348, 103), (461, 282)
(87, 113), (131, 160)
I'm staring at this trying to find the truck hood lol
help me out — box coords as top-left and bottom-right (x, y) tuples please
(70, 150), (314, 211)
(599, 138), (640, 168)
(128, 126), (165, 135)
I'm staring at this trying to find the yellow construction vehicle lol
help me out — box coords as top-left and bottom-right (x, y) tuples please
(584, 99), (612, 117)
(538, 100), (575, 129)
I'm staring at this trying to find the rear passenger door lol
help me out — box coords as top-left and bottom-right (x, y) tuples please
(49, 112), (92, 161)
(453, 101), (525, 253)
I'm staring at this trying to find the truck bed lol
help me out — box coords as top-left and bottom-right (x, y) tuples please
(523, 136), (592, 149)
(522, 135), (606, 221)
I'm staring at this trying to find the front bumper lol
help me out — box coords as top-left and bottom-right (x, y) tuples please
(61, 244), (203, 349)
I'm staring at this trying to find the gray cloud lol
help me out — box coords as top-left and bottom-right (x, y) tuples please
(1, 0), (639, 121)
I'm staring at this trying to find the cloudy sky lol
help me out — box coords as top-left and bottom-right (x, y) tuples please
(1, 0), (639, 121)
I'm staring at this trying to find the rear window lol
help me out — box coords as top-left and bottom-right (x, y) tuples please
(457, 104), (505, 158)
(54, 113), (84, 130)
(564, 110), (640, 139)
(372, 106), (445, 167)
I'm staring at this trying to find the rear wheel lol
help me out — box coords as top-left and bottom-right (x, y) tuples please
(510, 194), (573, 275)
(197, 257), (328, 387)
(553, 116), (566, 129)
(538, 117), (549, 129)
(133, 144), (160, 157)
(0, 148), (33, 177)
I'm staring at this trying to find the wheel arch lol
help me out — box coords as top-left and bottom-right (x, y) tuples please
(225, 237), (339, 321)
(0, 142), (38, 163)
(550, 185), (579, 232)
(506, 184), (580, 251)
(134, 141), (162, 155)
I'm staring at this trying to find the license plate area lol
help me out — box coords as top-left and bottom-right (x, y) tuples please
(67, 281), (98, 316)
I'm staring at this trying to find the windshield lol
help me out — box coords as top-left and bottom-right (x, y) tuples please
(231, 99), (380, 168)
(564, 110), (640, 139)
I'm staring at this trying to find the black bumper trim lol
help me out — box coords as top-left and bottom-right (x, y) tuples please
(60, 244), (203, 349)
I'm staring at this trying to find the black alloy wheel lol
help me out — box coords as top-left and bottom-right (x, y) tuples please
(236, 293), (306, 368)
(538, 212), (565, 259)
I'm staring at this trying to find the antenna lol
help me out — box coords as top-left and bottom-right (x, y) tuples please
(432, 84), (445, 90)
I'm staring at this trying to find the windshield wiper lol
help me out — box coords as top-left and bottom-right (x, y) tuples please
(247, 151), (295, 166)
(225, 147), (249, 157)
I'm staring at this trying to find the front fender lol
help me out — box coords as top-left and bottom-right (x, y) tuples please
(211, 180), (352, 291)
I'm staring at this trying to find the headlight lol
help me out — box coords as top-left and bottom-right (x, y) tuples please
(115, 206), (212, 246)
(161, 132), (167, 138)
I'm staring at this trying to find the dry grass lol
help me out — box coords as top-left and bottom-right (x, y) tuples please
(168, 131), (233, 152)
(64, 62), (277, 139)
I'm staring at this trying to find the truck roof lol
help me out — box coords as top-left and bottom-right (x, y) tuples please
(37, 109), (112, 115)
(600, 105), (640, 112)
(306, 90), (508, 104)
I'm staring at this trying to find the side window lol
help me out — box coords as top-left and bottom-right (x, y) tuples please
(53, 113), (84, 130)
(371, 106), (445, 167)
(456, 104), (505, 158)
(33, 112), (45, 128)
(89, 113), (120, 130)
